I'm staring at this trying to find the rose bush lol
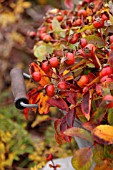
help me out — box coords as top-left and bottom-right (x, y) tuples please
(26, 0), (113, 169)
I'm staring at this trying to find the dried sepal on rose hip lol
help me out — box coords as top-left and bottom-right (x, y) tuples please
(83, 44), (96, 57)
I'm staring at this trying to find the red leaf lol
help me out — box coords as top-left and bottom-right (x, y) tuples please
(64, 0), (74, 9)
(60, 116), (67, 133)
(87, 72), (96, 83)
(81, 90), (92, 120)
(60, 116), (71, 142)
(66, 108), (75, 127)
(65, 92), (77, 105)
(24, 107), (29, 120)
(47, 97), (69, 112)
(108, 50), (113, 66)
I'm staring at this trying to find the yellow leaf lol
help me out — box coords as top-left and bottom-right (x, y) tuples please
(31, 115), (49, 127)
(92, 125), (113, 145)
(0, 12), (16, 27)
(22, 2), (31, 8)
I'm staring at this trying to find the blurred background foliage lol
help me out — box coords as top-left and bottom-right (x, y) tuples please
(0, 0), (77, 170)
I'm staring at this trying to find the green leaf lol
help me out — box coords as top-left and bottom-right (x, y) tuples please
(102, 87), (111, 96)
(93, 144), (105, 164)
(52, 17), (65, 38)
(64, 127), (94, 144)
(71, 147), (93, 170)
(34, 43), (53, 61)
(86, 63), (95, 68)
(85, 35), (105, 48)
(104, 145), (113, 159)
(108, 108), (113, 125)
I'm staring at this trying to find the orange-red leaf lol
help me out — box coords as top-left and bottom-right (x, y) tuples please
(27, 89), (50, 114)
(92, 125), (113, 145)
(54, 119), (66, 144)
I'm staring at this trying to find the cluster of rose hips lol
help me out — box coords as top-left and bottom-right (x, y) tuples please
(28, 0), (113, 114)
(31, 51), (76, 97)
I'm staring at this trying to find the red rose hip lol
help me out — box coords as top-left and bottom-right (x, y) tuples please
(49, 57), (59, 68)
(46, 84), (55, 97)
(32, 71), (41, 82)
(58, 81), (67, 90)
(42, 61), (50, 72)
(99, 66), (113, 78)
(65, 52), (75, 65)
(77, 75), (89, 88)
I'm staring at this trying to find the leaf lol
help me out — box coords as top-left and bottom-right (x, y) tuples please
(24, 108), (29, 120)
(76, 24), (94, 34)
(92, 125), (113, 145)
(93, 144), (105, 164)
(31, 115), (49, 128)
(71, 147), (93, 170)
(28, 89), (50, 114)
(34, 43), (53, 61)
(54, 119), (66, 144)
(108, 12), (113, 25)
(92, 54), (102, 69)
(52, 17), (65, 38)
(60, 116), (72, 142)
(65, 91), (77, 105)
(35, 92), (50, 114)
(81, 90), (92, 120)
(85, 35), (105, 48)
(76, 107), (87, 123)
(47, 97), (69, 112)
(55, 132), (66, 145)
(29, 62), (50, 86)
(86, 63), (95, 68)
(64, 127), (94, 144)
(104, 145), (113, 159)
(94, 160), (113, 170)
(66, 108), (75, 127)
(108, 108), (113, 125)
(93, 0), (103, 12)
(108, 50), (113, 66)
(22, 2), (31, 8)
(82, 106), (106, 131)
(64, 0), (74, 9)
